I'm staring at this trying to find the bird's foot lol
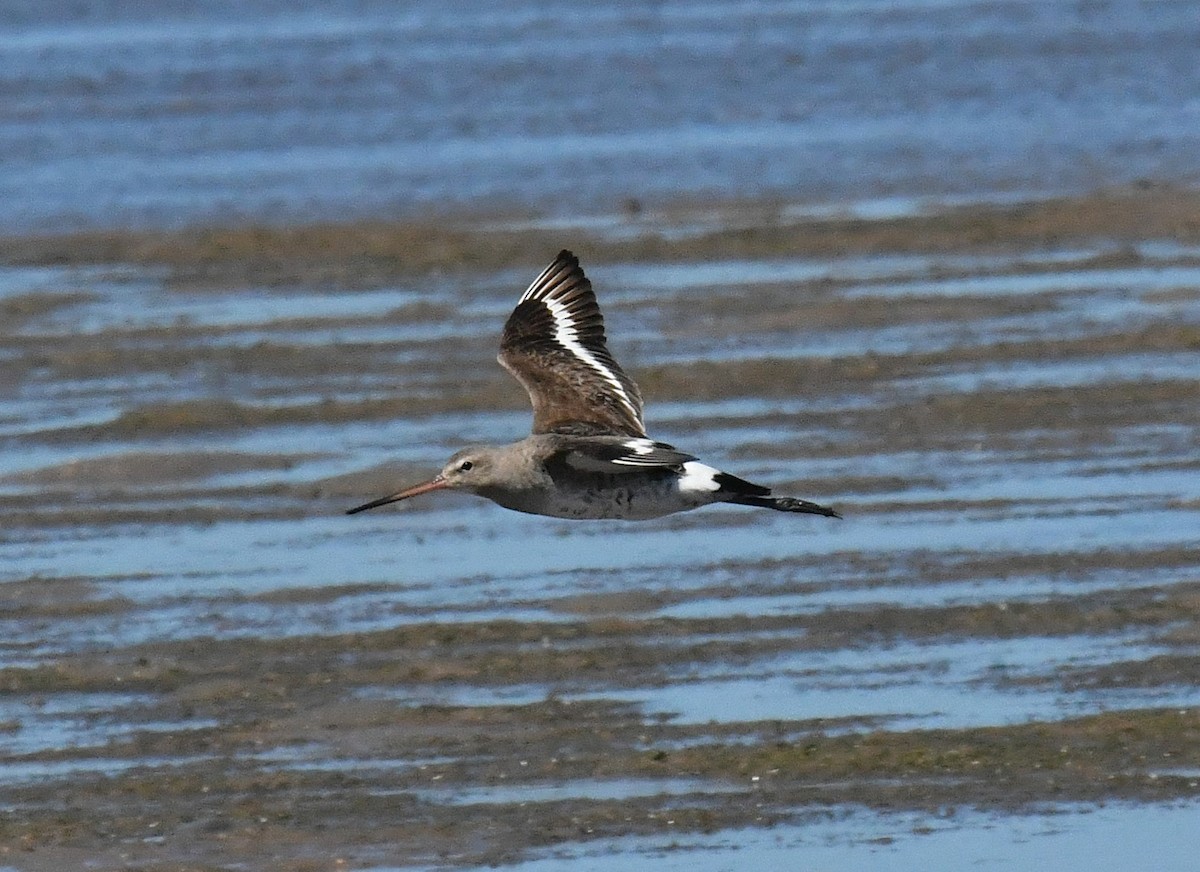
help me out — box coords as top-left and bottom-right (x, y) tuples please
(772, 497), (842, 519)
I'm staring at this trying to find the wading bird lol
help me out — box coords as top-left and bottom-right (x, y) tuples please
(348, 251), (840, 522)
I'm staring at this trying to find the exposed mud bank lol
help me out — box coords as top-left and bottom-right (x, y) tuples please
(1, 190), (1198, 869)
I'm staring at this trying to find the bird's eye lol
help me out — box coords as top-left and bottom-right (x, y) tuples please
(458, 460), (474, 472)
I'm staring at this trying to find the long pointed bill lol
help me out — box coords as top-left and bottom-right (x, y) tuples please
(346, 475), (448, 515)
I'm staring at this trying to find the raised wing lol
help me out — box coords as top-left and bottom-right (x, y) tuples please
(498, 250), (646, 437)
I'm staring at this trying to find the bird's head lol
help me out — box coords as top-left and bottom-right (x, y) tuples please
(345, 447), (497, 514)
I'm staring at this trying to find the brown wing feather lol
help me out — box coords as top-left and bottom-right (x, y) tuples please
(498, 250), (646, 437)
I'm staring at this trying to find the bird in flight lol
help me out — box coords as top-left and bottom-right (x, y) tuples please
(348, 250), (840, 522)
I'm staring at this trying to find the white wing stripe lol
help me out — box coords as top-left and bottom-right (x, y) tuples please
(542, 295), (641, 423)
(519, 262), (569, 303)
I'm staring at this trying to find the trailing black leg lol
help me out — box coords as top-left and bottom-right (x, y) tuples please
(724, 493), (842, 518)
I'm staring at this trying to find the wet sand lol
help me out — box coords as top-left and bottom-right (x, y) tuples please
(0, 189), (1198, 869)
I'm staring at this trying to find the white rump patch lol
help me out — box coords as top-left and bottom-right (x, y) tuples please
(678, 461), (721, 493)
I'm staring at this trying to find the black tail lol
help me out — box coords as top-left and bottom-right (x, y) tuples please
(714, 472), (841, 519)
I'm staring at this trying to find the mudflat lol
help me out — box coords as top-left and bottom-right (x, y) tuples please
(0, 189), (1198, 869)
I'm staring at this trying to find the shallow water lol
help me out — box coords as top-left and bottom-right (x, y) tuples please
(1, 218), (1198, 865)
(3, 0), (1200, 232)
(2, 237), (1197, 647)
(434, 802), (1200, 872)
(3, 0), (1200, 864)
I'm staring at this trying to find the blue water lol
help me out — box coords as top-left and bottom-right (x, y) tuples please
(1, 241), (1198, 870)
(431, 802), (1200, 872)
(3, 0), (1199, 232)
(2, 5), (1200, 867)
